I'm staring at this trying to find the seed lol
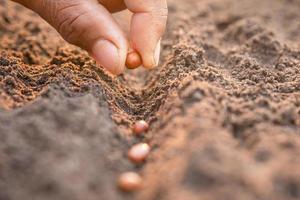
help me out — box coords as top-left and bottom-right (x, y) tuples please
(133, 120), (149, 135)
(118, 172), (142, 192)
(128, 143), (150, 163)
(126, 51), (142, 69)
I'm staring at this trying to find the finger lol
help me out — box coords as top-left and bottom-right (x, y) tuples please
(35, 0), (128, 75)
(113, 9), (132, 37)
(124, 0), (168, 69)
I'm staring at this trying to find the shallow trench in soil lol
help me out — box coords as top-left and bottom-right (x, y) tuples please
(0, 0), (300, 200)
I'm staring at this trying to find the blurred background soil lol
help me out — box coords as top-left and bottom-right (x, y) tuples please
(0, 0), (300, 199)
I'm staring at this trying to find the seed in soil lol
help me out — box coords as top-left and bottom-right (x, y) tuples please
(118, 172), (143, 192)
(133, 120), (149, 135)
(128, 143), (150, 164)
(126, 51), (142, 69)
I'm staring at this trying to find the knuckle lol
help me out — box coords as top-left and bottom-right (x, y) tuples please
(52, 1), (89, 45)
(39, 0), (80, 22)
(58, 11), (88, 44)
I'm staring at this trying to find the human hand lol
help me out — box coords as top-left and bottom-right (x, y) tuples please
(12, 0), (168, 75)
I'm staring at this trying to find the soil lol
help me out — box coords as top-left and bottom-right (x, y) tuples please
(0, 0), (300, 199)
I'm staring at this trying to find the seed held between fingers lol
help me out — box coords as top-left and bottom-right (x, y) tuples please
(118, 172), (143, 192)
(133, 120), (149, 136)
(128, 143), (150, 164)
(126, 51), (142, 69)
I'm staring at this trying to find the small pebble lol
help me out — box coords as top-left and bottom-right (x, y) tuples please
(126, 51), (142, 69)
(118, 172), (142, 192)
(128, 143), (150, 163)
(133, 120), (149, 135)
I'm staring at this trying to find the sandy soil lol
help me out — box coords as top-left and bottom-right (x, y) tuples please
(0, 0), (300, 199)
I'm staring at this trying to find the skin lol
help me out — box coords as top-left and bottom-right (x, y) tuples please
(12, 0), (168, 75)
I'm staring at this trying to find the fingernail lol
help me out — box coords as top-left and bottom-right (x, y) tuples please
(91, 40), (122, 75)
(154, 39), (161, 67)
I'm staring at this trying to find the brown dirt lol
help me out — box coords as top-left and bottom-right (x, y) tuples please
(0, 0), (300, 199)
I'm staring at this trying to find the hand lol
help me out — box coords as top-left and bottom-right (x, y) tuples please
(13, 0), (168, 75)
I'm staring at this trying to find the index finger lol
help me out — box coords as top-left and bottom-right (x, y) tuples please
(125, 0), (168, 69)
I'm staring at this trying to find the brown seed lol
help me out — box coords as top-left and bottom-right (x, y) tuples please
(118, 172), (142, 192)
(133, 120), (149, 136)
(126, 51), (142, 69)
(128, 143), (150, 163)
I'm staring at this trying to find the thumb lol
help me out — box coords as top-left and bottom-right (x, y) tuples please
(33, 0), (128, 75)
